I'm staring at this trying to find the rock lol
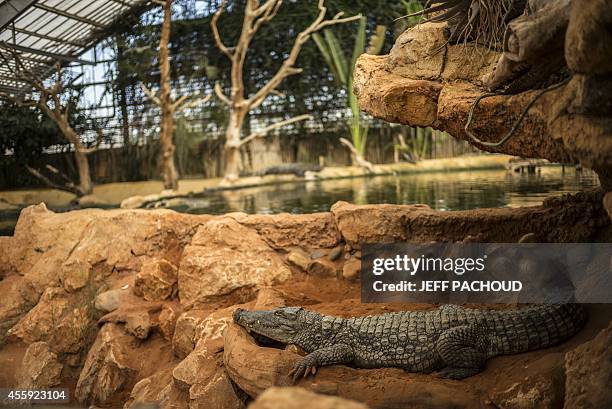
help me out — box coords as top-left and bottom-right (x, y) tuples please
(158, 304), (179, 341)
(564, 320), (612, 409)
(8, 287), (93, 354)
(565, 0), (612, 75)
(126, 375), (189, 409)
(134, 259), (178, 301)
(252, 288), (286, 310)
(98, 304), (163, 341)
(172, 310), (211, 359)
(237, 212), (340, 250)
(95, 288), (128, 312)
(172, 343), (218, 391)
(178, 217), (291, 306)
(287, 250), (310, 271)
(16, 342), (63, 389)
(125, 311), (152, 339)
(173, 332), (242, 408)
(189, 370), (243, 409)
(60, 259), (91, 292)
(78, 194), (110, 207)
(310, 249), (327, 259)
(250, 387), (368, 409)
(307, 258), (338, 278)
(386, 23), (497, 83)
(489, 354), (565, 409)
(331, 201), (431, 246)
(223, 323), (480, 408)
(0, 275), (38, 342)
(156, 381), (190, 409)
(342, 259), (361, 281)
(354, 21), (612, 181)
(329, 245), (344, 261)
(75, 323), (138, 405)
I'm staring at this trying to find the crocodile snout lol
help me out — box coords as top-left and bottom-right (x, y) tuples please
(233, 308), (245, 323)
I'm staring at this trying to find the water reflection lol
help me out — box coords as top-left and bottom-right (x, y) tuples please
(181, 167), (599, 215)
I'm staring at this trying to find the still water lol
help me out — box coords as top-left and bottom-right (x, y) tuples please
(165, 167), (599, 215)
(0, 167), (600, 236)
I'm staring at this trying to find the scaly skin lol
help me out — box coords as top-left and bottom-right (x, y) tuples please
(233, 304), (586, 381)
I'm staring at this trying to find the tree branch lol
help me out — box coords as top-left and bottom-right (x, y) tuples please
(214, 82), (231, 106)
(211, 0), (235, 58)
(26, 165), (80, 195)
(239, 114), (312, 146)
(247, 1), (360, 110)
(340, 137), (375, 172)
(78, 126), (105, 154)
(140, 82), (162, 106)
(175, 93), (212, 113)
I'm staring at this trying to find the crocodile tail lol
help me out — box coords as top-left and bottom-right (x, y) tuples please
(486, 304), (587, 356)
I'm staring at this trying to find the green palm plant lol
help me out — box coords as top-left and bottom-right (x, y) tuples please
(313, 16), (385, 170)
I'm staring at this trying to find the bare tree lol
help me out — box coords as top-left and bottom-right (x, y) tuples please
(141, 0), (211, 191)
(212, 0), (360, 182)
(0, 55), (101, 197)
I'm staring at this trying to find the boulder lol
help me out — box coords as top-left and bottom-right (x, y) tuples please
(250, 387), (368, 409)
(158, 304), (180, 341)
(134, 259), (178, 301)
(0, 275), (38, 342)
(125, 372), (190, 409)
(223, 324), (481, 409)
(95, 288), (130, 313)
(287, 249), (310, 271)
(564, 320), (612, 409)
(61, 259), (92, 292)
(98, 303), (163, 340)
(342, 259), (361, 281)
(172, 310), (211, 359)
(236, 212), (340, 250)
(16, 341), (63, 389)
(188, 370), (243, 409)
(8, 287), (93, 354)
(331, 201), (431, 246)
(172, 343), (218, 392)
(307, 258), (338, 278)
(75, 323), (138, 405)
(178, 217), (291, 306)
(329, 245), (344, 261)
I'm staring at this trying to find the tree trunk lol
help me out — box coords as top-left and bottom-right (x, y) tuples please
(74, 148), (93, 196)
(223, 108), (247, 182)
(158, 0), (179, 191)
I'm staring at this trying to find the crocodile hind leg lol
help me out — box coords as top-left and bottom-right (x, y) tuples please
(436, 324), (489, 379)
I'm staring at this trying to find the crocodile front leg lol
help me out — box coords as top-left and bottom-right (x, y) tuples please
(289, 343), (355, 382)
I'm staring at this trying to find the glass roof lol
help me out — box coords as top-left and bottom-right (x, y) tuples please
(0, 0), (152, 94)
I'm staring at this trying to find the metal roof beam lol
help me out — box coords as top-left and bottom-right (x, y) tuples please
(12, 27), (87, 48)
(0, 0), (38, 31)
(0, 41), (94, 64)
(33, 3), (105, 28)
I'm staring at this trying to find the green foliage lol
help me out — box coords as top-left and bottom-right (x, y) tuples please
(400, 0), (425, 27)
(313, 15), (386, 158)
(0, 103), (65, 167)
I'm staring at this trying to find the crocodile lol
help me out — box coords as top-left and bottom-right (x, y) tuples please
(233, 304), (586, 381)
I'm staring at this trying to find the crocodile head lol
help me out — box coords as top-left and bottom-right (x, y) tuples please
(233, 307), (320, 345)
